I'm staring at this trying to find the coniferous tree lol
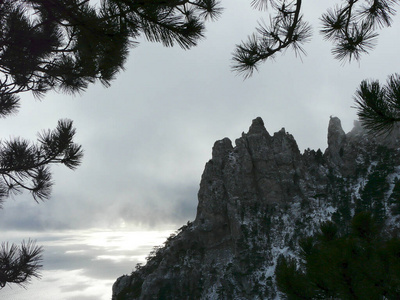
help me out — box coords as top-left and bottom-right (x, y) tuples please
(2, 0), (400, 290)
(275, 212), (400, 299)
(0, 119), (83, 288)
(0, 0), (222, 109)
(389, 178), (400, 215)
(354, 73), (400, 134)
(0, 240), (43, 288)
(231, 0), (400, 134)
(232, 0), (399, 77)
(0, 0), (222, 288)
(0, 119), (83, 204)
(358, 171), (387, 220)
(3, 1), (400, 135)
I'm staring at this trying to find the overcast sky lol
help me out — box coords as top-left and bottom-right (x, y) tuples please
(1, 1), (400, 299)
(1, 0), (400, 260)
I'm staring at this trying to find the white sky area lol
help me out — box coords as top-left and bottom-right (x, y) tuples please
(0, 229), (175, 300)
(0, 1), (400, 299)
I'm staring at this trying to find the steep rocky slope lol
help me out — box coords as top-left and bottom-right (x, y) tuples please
(112, 117), (400, 299)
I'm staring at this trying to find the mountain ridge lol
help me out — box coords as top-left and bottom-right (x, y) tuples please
(112, 116), (400, 299)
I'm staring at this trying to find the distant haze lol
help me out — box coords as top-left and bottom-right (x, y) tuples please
(0, 0), (399, 230)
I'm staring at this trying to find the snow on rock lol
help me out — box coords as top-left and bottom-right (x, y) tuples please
(112, 117), (400, 300)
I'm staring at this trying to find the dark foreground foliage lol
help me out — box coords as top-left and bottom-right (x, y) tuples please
(276, 212), (400, 299)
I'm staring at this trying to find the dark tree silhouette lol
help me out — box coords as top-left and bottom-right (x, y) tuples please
(0, 0), (222, 111)
(2, 0), (399, 289)
(0, 119), (83, 203)
(354, 73), (400, 134)
(0, 0), (222, 288)
(232, 0), (399, 77)
(232, 0), (400, 134)
(276, 212), (400, 299)
(0, 240), (43, 288)
(0, 119), (83, 289)
(232, 0), (312, 78)
(3, 1), (399, 133)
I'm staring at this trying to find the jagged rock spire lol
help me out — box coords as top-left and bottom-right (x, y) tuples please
(325, 116), (346, 167)
(248, 117), (268, 135)
(112, 116), (400, 300)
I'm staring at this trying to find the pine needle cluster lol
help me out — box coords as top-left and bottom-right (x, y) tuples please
(0, 0), (223, 288)
(354, 74), (400, 134)
(276, 212), (400, 299)
(232, 0), (399, 77)
(232, 0), (312, 78)
(0, 119), (83, 203)
(0, 0), (222, 110)
(0, 240), (43, 288)
(320, 0), (399, 63)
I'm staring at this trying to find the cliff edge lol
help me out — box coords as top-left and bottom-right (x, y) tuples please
(112, 117), (400, 299)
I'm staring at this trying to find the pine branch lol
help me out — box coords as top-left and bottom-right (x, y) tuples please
(232, 0), (311, 78)
(0, 119), (83, 202)
(354, 74), (400, 134)
(321, 0), (399, 63)
(0, 240), (43, 288)
(0, 0), (219, 102)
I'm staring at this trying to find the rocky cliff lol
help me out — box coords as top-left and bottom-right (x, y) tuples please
(112, 117), (400, 300)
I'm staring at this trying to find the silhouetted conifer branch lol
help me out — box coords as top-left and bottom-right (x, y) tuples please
(0, 240), (43, 288)
(354, 74), (400, 134)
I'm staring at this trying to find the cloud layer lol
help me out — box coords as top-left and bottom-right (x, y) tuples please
(0, 1), (399, 231)
(0, 229), (174, 299)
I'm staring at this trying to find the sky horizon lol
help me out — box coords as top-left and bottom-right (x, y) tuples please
(2, 1), (399, 231)
(1, 1), (400, 298)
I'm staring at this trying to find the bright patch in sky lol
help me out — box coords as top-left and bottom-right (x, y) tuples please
(0, 229), (174, 300)
(2, 0), (400, 298)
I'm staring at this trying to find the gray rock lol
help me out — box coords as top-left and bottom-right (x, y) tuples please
(112, 117), (400, 300)
(325, 116), (346, 167)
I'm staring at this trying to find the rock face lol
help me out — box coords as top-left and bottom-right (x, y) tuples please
(112, 117), (400, 300)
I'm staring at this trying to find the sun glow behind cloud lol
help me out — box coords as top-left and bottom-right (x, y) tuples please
(1, 0), (400, 299)
(0, 229), (174, 300)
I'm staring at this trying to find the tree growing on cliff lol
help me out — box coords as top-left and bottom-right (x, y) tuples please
(2, 0), (399, 289)
(275, 212), (400, 299)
